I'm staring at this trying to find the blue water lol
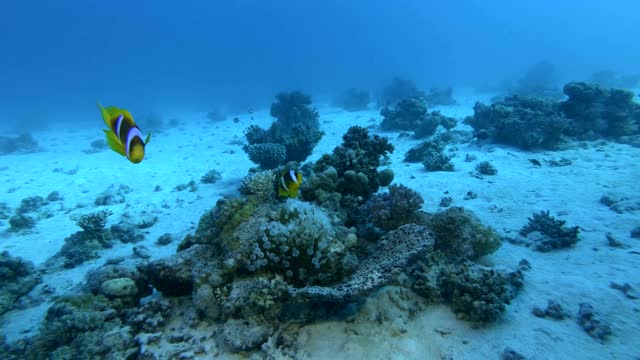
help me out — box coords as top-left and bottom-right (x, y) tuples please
(1, 0), (638, 127)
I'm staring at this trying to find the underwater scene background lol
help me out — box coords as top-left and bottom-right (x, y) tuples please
(0, 1), (638, 359)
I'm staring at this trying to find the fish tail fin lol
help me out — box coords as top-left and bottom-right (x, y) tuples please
(103, 129), (126, 157)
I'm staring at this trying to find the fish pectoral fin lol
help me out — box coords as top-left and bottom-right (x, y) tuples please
(144, 131), (151, 145)
(103, 129), (127, 157)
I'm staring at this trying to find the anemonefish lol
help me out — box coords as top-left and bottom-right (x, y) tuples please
(278, 169), (303, 198)
(98, 103), (151, 164)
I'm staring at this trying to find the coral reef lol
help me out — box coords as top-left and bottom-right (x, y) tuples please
(94, 184), (132, 206)
(0, 133), (40, 155)
(560, 82), (640, 138)
(588, 69), (640, 90)
(243, 91), (324, 167)
(409, 254), (523, 327)
(2, 289), (172, 359)
(239, 170), (278, 202)
(577, 303), (612, 341)
(475, 160), (498, 176)
(423, 87), (457, 106)
(404, 140), (454, 171)
(532, 299), (570, 320)
(308, 126), (394, 201)
(509, 60), (562, 99)
(48, 210), (113, 268)
(429, 207), (502, 260)
(377, 168), (394, 187)
(191, 198), (359, 287)
(517, 210), (580, 252)
(244, 143), (287, 169)
(465, 95), (569, 150)
(379, 77), (425, 106)
(335, 88), (370, 111)
(2, 124), (528, 357)
(380, 97), (457, 138)
(200, 169), (222, 184)
(0, 251), (41, 315)
(359, 184), (425, 234)
(438, 264), (523, 326)
(8, 214), (36, 232)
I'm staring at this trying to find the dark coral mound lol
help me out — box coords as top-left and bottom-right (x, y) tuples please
(0, 251), (41, 315)
(335, 88), (371, 111)
(437, 264), (524, 326)
(429, 206), (502, 260)
(243, 91), (324, 168)
(404, 140), (455, 172)
(379, 77), (425, 107)
(560, 82), (640, 138)
(305, 126), (394, 203)
(360, 184), (425, 233)
(517, 210), (580, 252)
(45, 210), (113, 269)
(509, 60), (563, 99)
(465, 95), (569, 150)
(409, 252), (522, 327)
(0, 133), (40, 155)
(423, 87), (457, 106)
(380, 97), (457, 138)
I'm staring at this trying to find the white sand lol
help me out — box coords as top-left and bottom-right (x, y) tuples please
(1, 89), (638, 359)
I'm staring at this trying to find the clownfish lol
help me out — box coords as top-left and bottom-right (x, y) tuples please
(98, 103), (151, 164)
(278, 169), (303, 198)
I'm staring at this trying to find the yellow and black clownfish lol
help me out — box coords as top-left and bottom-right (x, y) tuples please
(278, 169), (303, 198)
(98, 103), (151, 164)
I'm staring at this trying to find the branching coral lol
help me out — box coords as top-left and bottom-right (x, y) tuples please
(239, 170), (277, 202)
(518, 210), (580, 251)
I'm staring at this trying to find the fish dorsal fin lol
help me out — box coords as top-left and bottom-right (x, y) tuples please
(97, 102), (135, 129)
